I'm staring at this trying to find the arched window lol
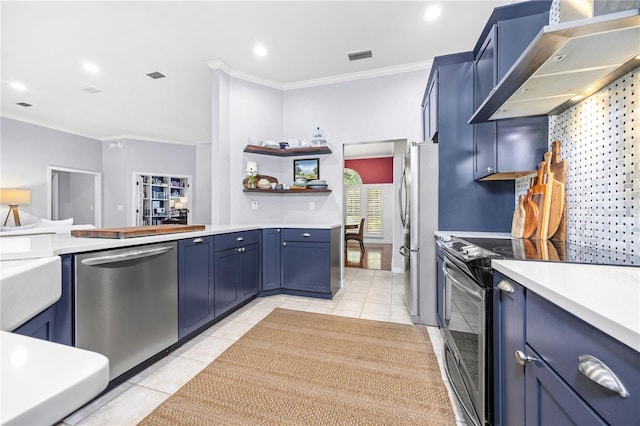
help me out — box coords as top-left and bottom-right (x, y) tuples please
(343, 168), (362, 185)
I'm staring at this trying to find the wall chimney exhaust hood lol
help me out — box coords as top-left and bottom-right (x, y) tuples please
(469, 9), (640, 124)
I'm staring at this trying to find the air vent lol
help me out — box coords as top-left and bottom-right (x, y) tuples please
(16, 102), (32, 107)
(348, 50), (373, 61)
(82, 86), (101, 94)
(146, 71), (166, 79)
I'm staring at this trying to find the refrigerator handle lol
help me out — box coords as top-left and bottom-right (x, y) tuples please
(399, 168), (407, 228)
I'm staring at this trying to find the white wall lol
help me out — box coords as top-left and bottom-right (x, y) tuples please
(101, 138), (196, 227)
(194, 143), (212, 225)
(282, 70), (427, 226)
(0, 117), (102, 224)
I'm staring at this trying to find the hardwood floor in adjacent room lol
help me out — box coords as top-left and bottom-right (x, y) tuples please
(344, 242), (393, 271)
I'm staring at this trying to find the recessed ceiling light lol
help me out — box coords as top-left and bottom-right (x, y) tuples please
(254, 45), (268, 57)
(83, 63), (99, 73)
(424, 5), (441, 22)
(16, 102), (32, 107)
(146, 71), (166, 79)
(10, 82), (26, 91)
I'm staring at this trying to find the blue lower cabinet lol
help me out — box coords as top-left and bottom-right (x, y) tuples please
(493, 273), (526, 426)
(282, 240), (330, 296)
(524, 344), (606, 425)
(178, 236), (214, 339)
(261, 228), (282, 292)
(13, 255), (74, 345)
(214, 231), (260, 317)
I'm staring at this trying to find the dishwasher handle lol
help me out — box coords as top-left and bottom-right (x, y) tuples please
(80, 246), (175, 266)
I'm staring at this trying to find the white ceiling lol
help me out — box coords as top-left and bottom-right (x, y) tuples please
(1, 1), (511, 145)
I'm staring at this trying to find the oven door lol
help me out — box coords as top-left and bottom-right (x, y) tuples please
(441, 257), (486, 426)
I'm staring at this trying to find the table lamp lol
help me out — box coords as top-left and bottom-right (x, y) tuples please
(0, 189), (31, 226)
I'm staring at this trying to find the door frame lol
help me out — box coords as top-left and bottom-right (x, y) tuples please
(47, 166), (102, 227)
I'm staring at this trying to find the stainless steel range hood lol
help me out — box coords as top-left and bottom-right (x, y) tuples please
(469, 9), (640, 123)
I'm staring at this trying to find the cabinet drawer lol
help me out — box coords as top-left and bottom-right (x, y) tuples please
(282, 228), (329, 243)
(526, 292), (639, 425)
(215, 230), (260, 251)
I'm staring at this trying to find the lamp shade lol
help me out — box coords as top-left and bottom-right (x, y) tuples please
(0, 189), (31, 205)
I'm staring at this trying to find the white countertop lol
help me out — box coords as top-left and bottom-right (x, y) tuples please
(1, 331), (109, 425)
(0, 223), (342, 260)
(0, 256), (62, 331)
(493, 260), (640, 352)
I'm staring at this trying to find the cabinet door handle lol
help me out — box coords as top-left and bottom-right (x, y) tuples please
(487, 167), (493, 173)
(302, 233), (311, 237)
(283, 242), (287, 247)
(193, 238), (204, 243)
(514, 350), (537, 366)
(237, 247), (245, 253)
(497, 280), (514, 294)
(276, 229), (280, 232)
(236, 237), (244, 242)
(578, 355), (629, 398)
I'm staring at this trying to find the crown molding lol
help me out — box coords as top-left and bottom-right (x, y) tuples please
(1, 114), (101, 141)
(205, 59), (433, 91)
(282, 60), (432, 90)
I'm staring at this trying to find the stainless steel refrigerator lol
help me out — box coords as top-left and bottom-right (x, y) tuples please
(399, 141), (438, 326)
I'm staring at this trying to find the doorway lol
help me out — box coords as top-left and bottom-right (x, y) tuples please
(343, 139), (407, 272)
(48, 166), (102, 226)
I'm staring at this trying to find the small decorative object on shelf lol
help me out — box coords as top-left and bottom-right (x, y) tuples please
(311, 126), (327, 146)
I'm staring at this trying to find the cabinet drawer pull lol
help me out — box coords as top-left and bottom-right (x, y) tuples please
(193, 238), (204, 243)
(578, 355), (629, 398)
(497, 280), (514, 294)
(487, 167), (493, 173)
(514, 350), (537, 366)
(236, 237), (244, 242)
(237, 247), (245, 253)
(283, 242), (287, 247)
(302, 233), (311, 237)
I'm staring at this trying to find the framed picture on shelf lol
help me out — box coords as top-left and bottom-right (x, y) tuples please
(293, 158), (319, 180)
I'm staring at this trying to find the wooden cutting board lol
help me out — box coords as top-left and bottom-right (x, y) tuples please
(531, 159), (552, 240)
(549, 141), (568, 241)
(71, 225), (206, 239)
(523, 187), (538, 239)
(511, 194), (526, 238)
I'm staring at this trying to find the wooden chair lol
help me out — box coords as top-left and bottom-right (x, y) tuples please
(345, 218), (365, 253)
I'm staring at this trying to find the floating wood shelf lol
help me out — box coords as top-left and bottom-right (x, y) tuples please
(243, 188), (332, 194)
(243, 145), (332, 156)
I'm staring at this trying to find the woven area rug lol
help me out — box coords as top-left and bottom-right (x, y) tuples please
(139, 308), (455, 425)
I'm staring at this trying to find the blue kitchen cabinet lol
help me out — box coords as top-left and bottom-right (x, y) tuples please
(13, 254), (74, 346)
(472, 9), (550, 180)
(494, 272), (640, 425)
(261, 228), (282, 293)
(493, 272), (526, 426)
(214, 230), (260, 317)
(281, 228), (340, 299)
(177, 236), (214, 339)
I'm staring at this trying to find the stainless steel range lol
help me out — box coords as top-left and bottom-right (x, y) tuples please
(437, 236), (501, 426)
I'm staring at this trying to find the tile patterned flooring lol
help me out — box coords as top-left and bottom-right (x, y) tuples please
(61, 268), (467, 425)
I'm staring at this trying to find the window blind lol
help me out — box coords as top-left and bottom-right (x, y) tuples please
(366, 188), (382, 234)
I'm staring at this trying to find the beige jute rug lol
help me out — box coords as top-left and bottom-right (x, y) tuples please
(139, 308), (455, 425)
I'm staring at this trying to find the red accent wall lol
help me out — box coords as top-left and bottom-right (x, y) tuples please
(344, 157), (393, 184)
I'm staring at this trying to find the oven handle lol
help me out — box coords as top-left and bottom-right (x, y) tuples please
(442, 261), (451, 321)
(443, 259), (483, 302)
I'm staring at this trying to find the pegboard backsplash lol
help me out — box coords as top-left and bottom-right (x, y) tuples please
(548, 69), (639, 257)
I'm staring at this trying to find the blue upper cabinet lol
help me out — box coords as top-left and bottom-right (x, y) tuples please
(421, 70), (438, 143)
(472, 4), (551, 180)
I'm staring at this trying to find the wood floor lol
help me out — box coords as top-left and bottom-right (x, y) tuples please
(344, 242), (393, 271)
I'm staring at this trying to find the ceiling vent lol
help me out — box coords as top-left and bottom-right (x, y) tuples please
(82, 86), (101, 94)
(348, 50), (373, 61)
(16, 102), (32, 107)
(146, 71), (166, 79)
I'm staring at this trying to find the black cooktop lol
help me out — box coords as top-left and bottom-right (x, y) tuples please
(461, 237), (639, 267)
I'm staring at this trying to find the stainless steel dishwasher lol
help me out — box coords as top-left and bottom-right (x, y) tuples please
(75, 242), (178, 380)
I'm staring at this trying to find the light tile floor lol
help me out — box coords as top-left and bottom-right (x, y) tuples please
(61, 268), (467, 425)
